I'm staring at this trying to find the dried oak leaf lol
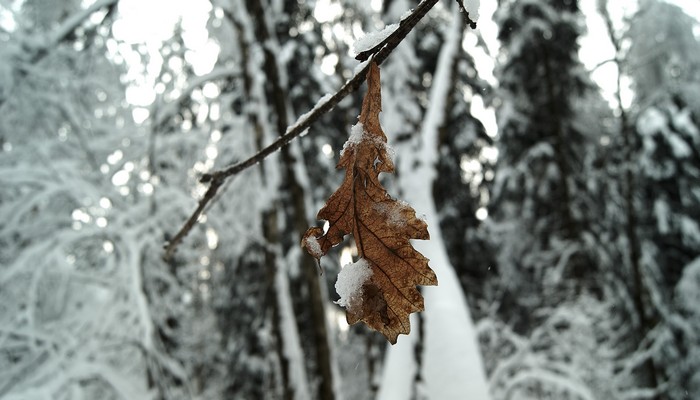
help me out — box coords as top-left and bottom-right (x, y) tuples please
(301, 61), (437, 344)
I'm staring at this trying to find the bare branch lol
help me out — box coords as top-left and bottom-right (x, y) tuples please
(164, 0), (442, 259)
(164, 177), (225, 261)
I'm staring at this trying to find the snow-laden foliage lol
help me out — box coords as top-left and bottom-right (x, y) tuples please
(479, 295), (627, 400)
(596, 1), (700, 397)
(626, 0), (700, 112)
(629, 6), (700, 393)
(490, 0), (600, 330)
(482, 0), (635, 397)
(0, 3), (158, 399)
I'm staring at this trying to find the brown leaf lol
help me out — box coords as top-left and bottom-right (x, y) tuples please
(301, 61), (438, 344)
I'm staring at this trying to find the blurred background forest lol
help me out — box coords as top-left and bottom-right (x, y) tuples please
(1, 0), (700, 399)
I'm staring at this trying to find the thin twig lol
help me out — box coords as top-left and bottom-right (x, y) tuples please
(164, 177), (224, 260)
(164, 0), (442, 259)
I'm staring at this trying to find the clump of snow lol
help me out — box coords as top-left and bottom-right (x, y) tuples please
(654, 199), (671, 234)
(667, 132), (691, 158)
(681, 216), (700, 246)
(353, 23), (399, 54)
(637, 107), (666, 137)
(335, 258), (373, 308)
(348, 123), (365, 144)
(383, 141), (396, 160)
(340, 123), (365, 156)
(304, 235), (323, 258)
(464, 0), (480, 21)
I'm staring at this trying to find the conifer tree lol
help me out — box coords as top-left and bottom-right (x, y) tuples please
(623, 1), (700, 396)
(491, 0), (598, 329)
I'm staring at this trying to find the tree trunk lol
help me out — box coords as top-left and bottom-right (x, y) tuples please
(244, 1), (336, 399)
(380, 6), (491, 399)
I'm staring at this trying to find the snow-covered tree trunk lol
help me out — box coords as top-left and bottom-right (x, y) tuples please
(378, 5), (490, 399)
(241, 0), (338, 398)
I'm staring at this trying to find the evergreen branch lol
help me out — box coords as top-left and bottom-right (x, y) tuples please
(163, 0), (442, 259)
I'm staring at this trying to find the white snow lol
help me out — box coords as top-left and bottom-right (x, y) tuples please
(335, 258), (373, 308)
(677, 257), (700, 312)
(348, 122), (365, 145)
(376, 314), (419, 400)
(374, 200), (409, 228)
(654, 199), (671, 234)
(638, 107), (666, 137)
(464, 0), (480, 21)
(275, 260), (313, 400)
(353, 23), (399, 54)
(667, 132), (691, 158)
(285, 93), (333, 135)
(681, 216), (700, 246)
(304, 235), (324, 258)
(340, 122), (365, 156)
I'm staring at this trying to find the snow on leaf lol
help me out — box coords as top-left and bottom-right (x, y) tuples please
(301, 62), (437, 344)
(304, 235), (323, 258)
(335, 258), (373, 308)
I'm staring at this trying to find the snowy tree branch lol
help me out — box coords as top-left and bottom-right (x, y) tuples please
(355, 0), (477, 62)
(0, 0), (119, 110)
(19, 0), (119, 65)
(43, 0), (119, 52)
(164, 0), (449, 259)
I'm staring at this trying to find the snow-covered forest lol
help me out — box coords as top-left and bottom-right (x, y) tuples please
(1, 0), (699, 398)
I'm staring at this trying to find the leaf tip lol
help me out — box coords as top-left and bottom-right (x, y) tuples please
(301, 227), (325, 259)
